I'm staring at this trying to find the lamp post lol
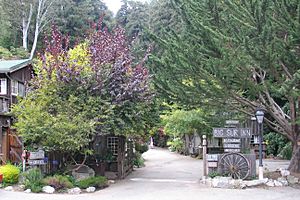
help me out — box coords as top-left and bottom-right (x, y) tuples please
(255, 109), (264, 180)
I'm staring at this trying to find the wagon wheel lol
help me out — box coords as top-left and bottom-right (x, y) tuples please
(218, 153), (250, 180)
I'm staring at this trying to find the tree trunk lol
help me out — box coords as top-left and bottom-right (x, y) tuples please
(288, 142), (300, 173)
(21, 2), (32, 51)
(30, 26), (39, 59)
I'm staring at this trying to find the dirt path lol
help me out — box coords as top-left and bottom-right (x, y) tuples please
(0, 148), (299, 200)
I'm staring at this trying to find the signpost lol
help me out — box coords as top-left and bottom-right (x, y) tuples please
(213, 128), (251, 138)
(213, 127), (251, 153)
(28, 150), (46, 166)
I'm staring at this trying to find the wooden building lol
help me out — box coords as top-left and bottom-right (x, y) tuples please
(89, 135), (134, 179)
(0, 59), (32, 164)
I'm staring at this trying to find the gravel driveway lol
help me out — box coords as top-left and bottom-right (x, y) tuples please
(0, 148), (299, 200)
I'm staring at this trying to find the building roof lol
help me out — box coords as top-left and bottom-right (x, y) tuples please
(0, 59), (31, 73)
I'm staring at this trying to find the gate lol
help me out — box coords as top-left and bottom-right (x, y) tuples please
(8, 129), (23, 164)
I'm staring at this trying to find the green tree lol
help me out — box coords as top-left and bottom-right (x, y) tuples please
(12, 22), (155, 156)
(151, 0), (300, 172)
(54, 0), (113, 45)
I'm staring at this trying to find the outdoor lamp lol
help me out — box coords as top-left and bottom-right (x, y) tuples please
(255, 110), (264, 124)
(255, 108), (264, 180)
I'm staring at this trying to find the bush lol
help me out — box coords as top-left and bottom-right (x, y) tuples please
(167, 137), (184, 153)
(265, 132), (289, 157)
(133, 152), (145, 168)
(76, 176), (108, 189)
(0, 164), (20, 184)
(208, 171), (221, 178)
(0, 46), (12, 59)
(42, 175), (73, 191)
(21, 167), (44, 193)
(278, 142), (292, 160)
(135, 143), (149, 154)
(10, 46), (29, 58)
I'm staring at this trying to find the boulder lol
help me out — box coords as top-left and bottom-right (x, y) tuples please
(277, 177), (288, 186)
(243, 178), (268, 187)
(287, 175), (299, 185)
(42, 186), (55, 194)
(211, 177), (233, 188)
(229, 179), (244, 189)
(24, 189), (31, 193)
(86, 187), (96, 193)
(108, 180), (116, 184)
(4, 186), (13, 191)
(280, 169), (290, 177)
(105, 172), (118, 180)
(19, 184), (25, 190)
(274, 180), (284, 187)
(68, 187), (81, 195)
(265, 179), (275, 187)
(72, 165), (95, 181)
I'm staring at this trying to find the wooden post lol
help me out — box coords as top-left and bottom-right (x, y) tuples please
(202, 135), (207, 179)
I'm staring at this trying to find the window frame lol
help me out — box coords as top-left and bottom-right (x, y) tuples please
(0, 78), (7, 95)
(11, 80), (18, 96)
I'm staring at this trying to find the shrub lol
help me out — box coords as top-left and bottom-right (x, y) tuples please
(135, 143), (149, 154)
(167, 137), (184, 153)
(76, 176), (108, 189)
(42, 175), (73, 191)
(133, 152), (145, 168)
(265, 132), (289, 157)
(0, 46), (12, 59)
(10, 46), (29, 58)
(278, 142), (292, 160)
(0, 164), (20, 184)
(208, 171), (221, 178)
(21, 167), (44, 193)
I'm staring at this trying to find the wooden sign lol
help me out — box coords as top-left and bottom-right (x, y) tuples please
(28, 159), (45, 165)
(29, 150), (44, 160)
(208, 162), (218, 168)
(224, 148), (240, 153)
(213, 128), (251, 138)
(28, 150), (45, 165)
(223, 143), (240, 148)
(223, 138), (241, 143)
(225, 120), (239, 125)
(207, 154), (218, 161)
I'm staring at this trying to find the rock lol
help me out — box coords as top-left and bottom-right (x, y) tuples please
(212, 177), (233, 188)
(108, 180), (116, 184)
(277, 177), (288, 186)
(274, 180), (284, 187)
(229, 179), (244, 189)
(4, 186), (14, 191)
(287, 175), (299, 185)
(19, 184), (26, 190)
(24, 189), (31, 193)
(266, 179), (275, 187)
(280, 168), (290, 177)
(243, 178), (268, 187)
(105, 172), (118, 180)
(68, 187), (81, 195)
(86, 187), (96, 193)
(71, 165), (95, 181)
(42, 186), (55, 194)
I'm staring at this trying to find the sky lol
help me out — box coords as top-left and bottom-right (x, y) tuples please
(102, 0), (148, 15)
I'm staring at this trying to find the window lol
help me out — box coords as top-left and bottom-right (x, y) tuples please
(11, 80), (18, 96)
(0, 78), (7, 95)
(0, 98), (8, 112)
(18, 83), (25, 97)
(107, 137), (119, 156)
